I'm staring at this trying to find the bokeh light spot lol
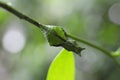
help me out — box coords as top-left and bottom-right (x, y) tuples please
(2, 29), (26, 54)
(108, 3), (120, 25)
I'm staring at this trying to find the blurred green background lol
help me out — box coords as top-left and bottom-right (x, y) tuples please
(0, 0), (120, 80)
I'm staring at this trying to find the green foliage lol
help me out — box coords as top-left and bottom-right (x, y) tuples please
(1, 1), (120, 80)
(99, 24), (119, 46)
(0, 9), (9, 25)
(46, 49), (75, 80)
(111, 48), (120, 57)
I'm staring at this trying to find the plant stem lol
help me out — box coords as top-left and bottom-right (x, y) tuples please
(67, 34), (111, 56)
(0, 1), (48, 31)
(0, 1), (120, 68)
(67, 33), (120, 68)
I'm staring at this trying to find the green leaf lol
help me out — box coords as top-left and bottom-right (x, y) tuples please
(46, 48), (75, 80)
